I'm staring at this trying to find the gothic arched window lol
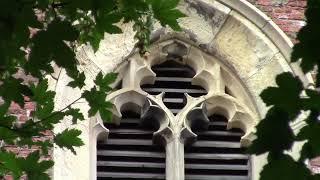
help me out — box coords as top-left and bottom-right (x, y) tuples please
(95, 39), (257, 180)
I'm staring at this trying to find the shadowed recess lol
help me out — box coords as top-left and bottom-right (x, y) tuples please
(96, 111), (166, 180)
(184, 114), (251, 180)
(141, 60), (207, 115)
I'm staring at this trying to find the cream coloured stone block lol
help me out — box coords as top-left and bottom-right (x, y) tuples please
(245, 53), (291, 116)
(251, 154), (268, 180)
(53, 119), (90, 180)
(211, 11), (279, 80)
(53, 70), (92, 180)
(177, 0), (230, 45)
(92, 23), (136, 73)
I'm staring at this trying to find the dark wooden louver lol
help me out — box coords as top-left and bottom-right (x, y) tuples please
(185, 115), (251, 180)
(141, 60), (207, 115)
(97, 111), (166, 180)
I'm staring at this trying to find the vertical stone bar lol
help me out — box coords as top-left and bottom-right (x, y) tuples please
(166, 135), (185, 180)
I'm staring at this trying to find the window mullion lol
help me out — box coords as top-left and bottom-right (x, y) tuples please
(166, 136), (185, 180)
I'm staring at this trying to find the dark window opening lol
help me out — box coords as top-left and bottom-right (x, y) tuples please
(141, 60), (207, 115)
(96, 111), (166, 180)
(185, 115), (251, 180)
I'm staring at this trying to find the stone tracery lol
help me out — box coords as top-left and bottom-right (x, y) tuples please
(94, 39), (258, 179)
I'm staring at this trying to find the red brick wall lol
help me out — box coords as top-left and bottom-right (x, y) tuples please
(248, 0), (306, 41)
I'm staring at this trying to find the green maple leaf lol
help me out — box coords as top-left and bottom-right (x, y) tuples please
(260, 154), (311, 180)
(30, 79), (66, 128)
(26, 31), (55, 77)
(291, 0), (320, 86)
(48, 20), (79, 41)
(149, 0), (186, 31)
(30, 79), (55, 106)
(85, 28), (104, 52)
(302, 89), (320, 111)
(296, 112), (320, 160)
(82, 87), (113, 122)
(96, 13), (122, 34)
(94, 72), (118, 91)
(84, 12), (122, 52)
(19, 151), (53, 180)
(35, 102), (54, 119)
(0, 77), (33, 106)
(260, 72), (303, 119)
(65, 108), (85, 124)
(43, 112), (65, 128)
(26, 20), (79, 78)
(0, 127), (18, 144)
(117, 0), (149, 22)
(0, 102), (16, 127)
(248, 108), (294, 155)
(0, 151), (22, 179)
(67, 71), (86, 89)
(82, 72), (116, 122)
(54, 129), (84, 154)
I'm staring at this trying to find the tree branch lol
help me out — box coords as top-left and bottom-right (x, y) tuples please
(33, 95), (83, 126)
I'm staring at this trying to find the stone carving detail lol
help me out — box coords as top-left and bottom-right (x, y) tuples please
(181, 102), (209, 145)
(162, 41), (188, 60)
(141, 98), (173, 146)
(92, 38), (258, 180)
(205, 94), (256, 146)
(94, 38), (258, 149)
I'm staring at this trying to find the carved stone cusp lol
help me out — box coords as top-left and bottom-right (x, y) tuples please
(181, 102), (209, 145)
(141, 98), (172, 146)
(180, 127), (197, 146)
(93, 121), (109, 143)
(141, 99), (166, 128)
(162, 41), (189, 60)
(186, 103), (210, 131)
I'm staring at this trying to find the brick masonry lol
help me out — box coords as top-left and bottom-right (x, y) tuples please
(248, 0), (306, 41)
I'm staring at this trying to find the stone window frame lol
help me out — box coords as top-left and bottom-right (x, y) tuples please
(91, 39), (259, 180)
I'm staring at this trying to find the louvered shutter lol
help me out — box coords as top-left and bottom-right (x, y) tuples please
(141, 60), (207, 114)
(97, 111), (166, 179)
(185, 114), (251, 180)
(97, 59), (250, 180)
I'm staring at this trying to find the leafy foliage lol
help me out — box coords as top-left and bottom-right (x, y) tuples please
(248, 0), (320, 179)
(0, 0), (185, 179)
(54, 129), (84, 154)
(0, 151), (53, 179)
(149, 0), (186, 31)
(82, 72), (118, 122)
(248, 108), (295, 155)
(260, 73), (304, 119)
(260, 154), (311, 180)
(291, 0), (320, 86)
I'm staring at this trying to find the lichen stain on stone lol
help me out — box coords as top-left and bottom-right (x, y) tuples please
(185, 0), (216, 21)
